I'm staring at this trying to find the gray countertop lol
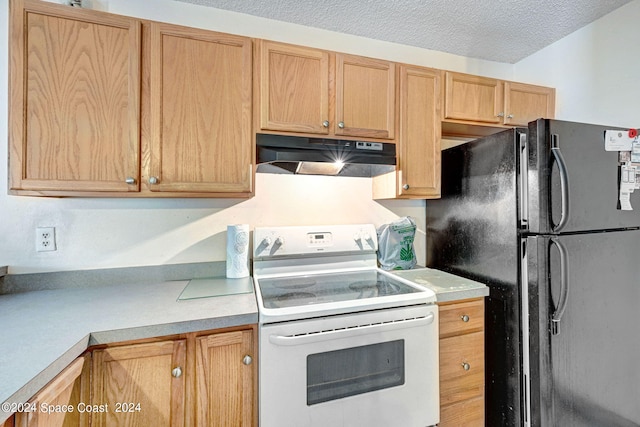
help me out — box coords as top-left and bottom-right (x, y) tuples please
(390, 267), (489, 302)
(0, 277), (258, 423)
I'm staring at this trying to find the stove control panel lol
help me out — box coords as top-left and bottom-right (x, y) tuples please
(254, 224), (378, 258)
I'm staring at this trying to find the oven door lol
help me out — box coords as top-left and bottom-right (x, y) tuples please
(259, 304), (439, 427)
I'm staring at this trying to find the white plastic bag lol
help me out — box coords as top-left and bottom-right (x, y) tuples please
(376, 217), (417, 270)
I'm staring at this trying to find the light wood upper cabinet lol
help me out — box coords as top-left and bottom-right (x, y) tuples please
(335, 54), (395, 139)
(504, 81), (555, 126)
(16, 355), (90, 427)
(9, 0), (141, 193)
(444, 72), (503, 124)
(146, 23), (253, 194)
(373, 64), (440, 199)
(92, 340), (186, 427)
(257, 42), (395, 140)
(257, 40), (330, 135)
(397, 65), (440, 198)
(443, 71), (555, 131)
(195, 330), (255, 427)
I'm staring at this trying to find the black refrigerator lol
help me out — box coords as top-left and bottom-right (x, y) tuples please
(426, 119), (640, 426)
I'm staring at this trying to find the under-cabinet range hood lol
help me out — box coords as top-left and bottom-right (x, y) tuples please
(256, 134), (396, 177)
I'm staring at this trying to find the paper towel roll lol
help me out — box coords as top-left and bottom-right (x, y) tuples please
(226, 224), (250, 278)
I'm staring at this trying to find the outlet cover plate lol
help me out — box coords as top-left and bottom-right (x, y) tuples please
(36, 227), (56, 252)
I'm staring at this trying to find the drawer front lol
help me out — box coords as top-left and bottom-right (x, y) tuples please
(440, 331), (484, 406)
(439, 299), (484, 338)
(439, 395), (484, 427)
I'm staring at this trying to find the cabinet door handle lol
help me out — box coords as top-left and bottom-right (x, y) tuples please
(171, 367), (182, 378)
(322, 120), (329, 128)
(149, 176), (159, 185)
(243, 355), (253, 365)
(461, 314), (470, 322)
(507, 114), (514, 119)
(497, 112), (505, 118)
(462, 362), (470, 371)
(338, 121), (345, 129)
(125, 177), (136, 185)
(402, 184), (410, 190)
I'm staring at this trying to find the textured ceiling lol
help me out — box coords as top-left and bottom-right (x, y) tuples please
(173, 0), (633, 63)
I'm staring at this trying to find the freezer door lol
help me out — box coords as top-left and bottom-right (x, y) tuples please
(527, 119), (640, 234)
(427, 128), (521, 285)
(527, 231), (640, 427)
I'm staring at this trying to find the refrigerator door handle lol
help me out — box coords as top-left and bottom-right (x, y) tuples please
(550, 134), (570, 232)
(519, 132), (529, 228)
(549, 237), (570, 335)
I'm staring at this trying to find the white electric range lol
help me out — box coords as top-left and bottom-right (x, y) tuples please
(252, 224), (440, 427)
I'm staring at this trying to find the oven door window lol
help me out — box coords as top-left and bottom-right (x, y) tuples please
(306, 340), (405, 405)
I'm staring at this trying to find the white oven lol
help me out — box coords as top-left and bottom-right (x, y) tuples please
(260, 304), (438, 427)
(253, 224), (440, 427)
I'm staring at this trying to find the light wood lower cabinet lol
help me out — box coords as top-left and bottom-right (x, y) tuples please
(12, 326), (256, 427)
(16, 354), (90, 427)
(194, 330), (255, 426)
(438, 298), (485, 427)
(91, 328), (256, 427)
(92, 340), (186, 427)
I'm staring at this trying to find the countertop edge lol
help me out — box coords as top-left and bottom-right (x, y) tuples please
(434, 286), (490, 303)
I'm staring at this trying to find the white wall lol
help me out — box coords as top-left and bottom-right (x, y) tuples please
(0, 0), (515, 275)
(515, 0), (640, 127)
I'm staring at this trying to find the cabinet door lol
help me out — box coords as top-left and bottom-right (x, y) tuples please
(16, 355), (90, 427)
(444, 72), (503, 124)
(195, 330), (255, 427)
(92, 340), (186, 427)
(397, 65), (441, 198)
(147, 23), (252, 194)
(258, 41), (330, 134)
(439, 396), (484, 427)
(439, 331), (485, 406)
(9, 0), (141, 192)
(335, 54), (395, 139)
(504, 82), (555, 126)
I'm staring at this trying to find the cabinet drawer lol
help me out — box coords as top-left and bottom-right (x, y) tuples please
(439, 395), (484, 427)
(440, 331), (484, 405)
(439, 299), (484, 338)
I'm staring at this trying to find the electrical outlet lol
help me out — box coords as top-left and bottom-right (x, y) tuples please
(36, 227), (57, 252)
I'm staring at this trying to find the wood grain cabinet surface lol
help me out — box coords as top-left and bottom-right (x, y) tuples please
(90, 327), (256, 427)
(373, 64), (441, 199)
(194, 330), (255, 427)
(443, 71), (555, 131)
(145, 22), (253, 195)
(257, 40), (395, 141)
(9, 0), (141, 194)
(92, 340), (187, 427)
(8, 326), (257, 427)
(15, 355), (90, 427)
(9, 0), (253, 197)
(438, 298), (485, 427)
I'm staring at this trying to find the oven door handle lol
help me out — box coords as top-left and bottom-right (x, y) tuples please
(268, 313), (435, 346)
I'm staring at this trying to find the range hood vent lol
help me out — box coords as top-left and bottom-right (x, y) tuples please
(256, 134), (396, 177)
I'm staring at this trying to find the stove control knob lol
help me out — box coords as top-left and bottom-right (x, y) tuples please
(274, 237), (284, 248)
(261, 237), (272, 247)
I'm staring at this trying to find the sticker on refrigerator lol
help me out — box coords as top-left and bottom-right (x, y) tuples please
(605, 130), (635, 151)
(619, 164), (638, 211)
